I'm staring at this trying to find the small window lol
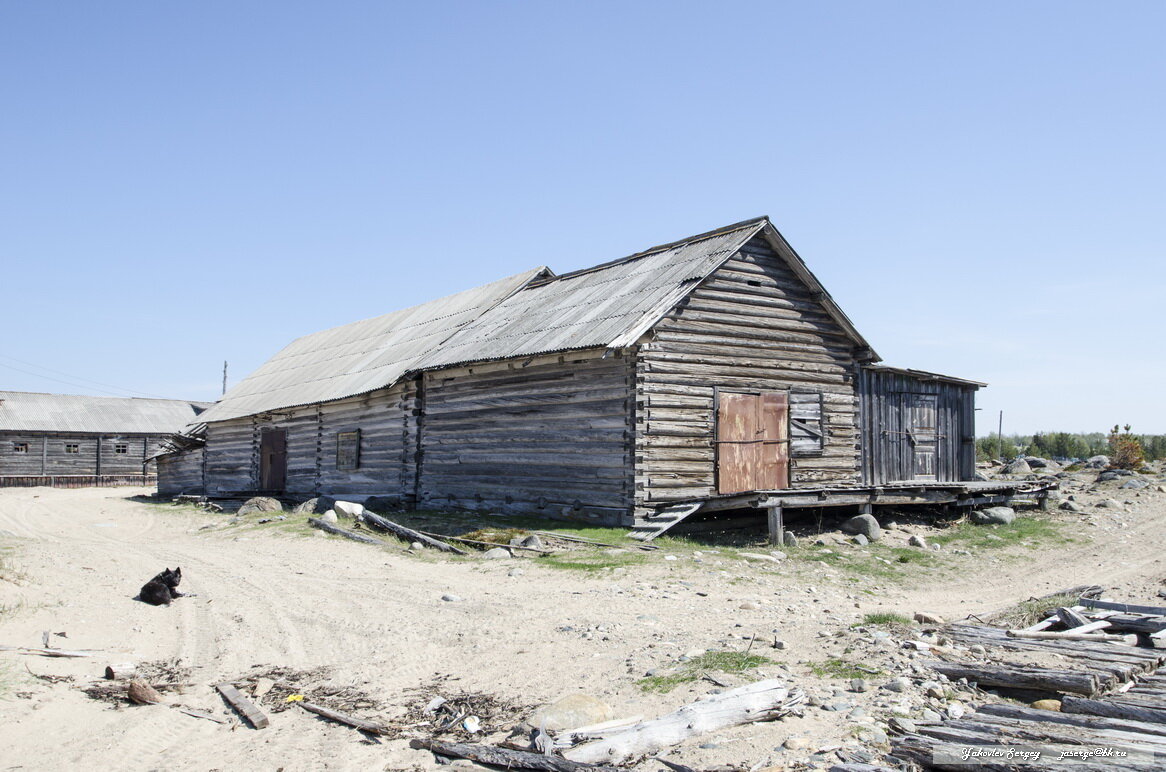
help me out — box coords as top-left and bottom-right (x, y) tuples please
(336, 429), (360, 471)
(114, 443), (129, 454)
(13, 442), (28, 453)
(789, 391), (826, 457)
(65, 443), (80, 454)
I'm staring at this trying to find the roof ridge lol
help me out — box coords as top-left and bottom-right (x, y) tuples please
(527, 216), (769, 287)
(0, 390), (209, 404)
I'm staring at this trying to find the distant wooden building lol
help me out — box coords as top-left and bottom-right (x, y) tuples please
(159, 217), (988, 531)
(0, 391), (209, 487)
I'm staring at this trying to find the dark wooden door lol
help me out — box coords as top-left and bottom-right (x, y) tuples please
(716, 391), (789, 494)
(259, 428), (287, 491)
(907, 394), (938, 481)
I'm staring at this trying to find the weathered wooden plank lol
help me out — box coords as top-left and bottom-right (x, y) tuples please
(216, 682), (270, 728)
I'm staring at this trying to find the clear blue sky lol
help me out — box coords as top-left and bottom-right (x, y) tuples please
(3, 2), (1163, 435)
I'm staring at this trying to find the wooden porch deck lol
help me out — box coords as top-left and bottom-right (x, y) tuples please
(629, 479), (1057, 542)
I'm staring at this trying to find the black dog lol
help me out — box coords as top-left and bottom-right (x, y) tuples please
(139, 567), (183, 606)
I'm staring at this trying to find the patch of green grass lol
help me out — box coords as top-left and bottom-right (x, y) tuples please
(536, 550), (646, 573)
(810, 657), (878, 679)
(637, 650), (773, 693)
(931, 515), (1075, 552)
(783, 542), (941, 581)
(987, 592), (1080, 629)
(860, 611), (913, 627)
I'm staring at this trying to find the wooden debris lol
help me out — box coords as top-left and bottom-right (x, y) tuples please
(927, 661), (1100, 696)
(216, 682), (270, 728)
(563, 680), (804, 765)
(299, 700), (390, 735)
(409, 738), (622, 771)
(175, 707), (228, 724)
(1056, 606), (1092, 629)
(308, 517), (385, 545)
(127, 679), (163, 705)
(414, 529), (550, 554)
(105, 663), (137, 680)
(530, 530), (658, 551)
(360, 512), (467, 554)
(1007, 629), (1137, 644)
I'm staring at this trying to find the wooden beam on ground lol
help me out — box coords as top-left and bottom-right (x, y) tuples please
(308, 518), (384, 545)
(409, 738), (622, 772)
(360, 512), (468, 555)
(927, 661), (1100, 696)
(216, 682), (270, 728)
(299, 701), (389, 735)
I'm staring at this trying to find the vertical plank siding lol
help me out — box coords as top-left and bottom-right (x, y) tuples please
(858, 368), (977, 485)
(635, 235), (865, 512)
(418, 352), (634, 525)
(157, 448), (206, 495)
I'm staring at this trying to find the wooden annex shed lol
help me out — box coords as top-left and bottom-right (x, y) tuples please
(0, 391), (210, 487)
(159, 217), (989, 533)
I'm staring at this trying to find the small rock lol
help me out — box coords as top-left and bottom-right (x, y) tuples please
(508, 568), (525, 577)
(739, 601), (761, 610)
(1031, 699), (1062, 711)
(314, 495), (337, 513)
(441, 594), (461, 602)
(1098, 499), (1123, 509)
(739, 552), (782, 564)
(410, 541), (423, 550)
(920, 708), (942, 721)
(852, 534), (869, 546)
(914, 611), (945, 625)
(849, 678), (868, 693)
(1122, 479), (1149, 490)
(1084, 455), (1110, 469)
(332, 500), (364, 519)
(292, 498), (318, 515)
(1003, 458), (1032, 475)
(782, 532), (799, 547)
(969, 644), (986, 655)
(946, 702), (966, 719)
(883, 677), (911, 693)
(1059, 500), (1086, 513)
(889, 717), (917, 734)
(526, 694), (613, 732)
(320, 510), (339, 524)
(784, 737), (810, 750)
(481, 547), (512, 559)
(908, 535), (928, 548)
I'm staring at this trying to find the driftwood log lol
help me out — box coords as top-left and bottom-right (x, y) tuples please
(926, 661), (1100, 696)
(105, 663), (137, 680)
(308, 517), (385, 545)
(0, 644), (96, 658)
(409, 738), (621, 771)
(127, 679), (162, 705)
(299, 701), (389, 735)
(563, 679), (804, 765)
(360, 512), (467, 555)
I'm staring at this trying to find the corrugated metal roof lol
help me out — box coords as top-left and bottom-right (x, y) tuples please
(195, 216), (866, 425)
(417, 220), (765, 369)
(196, 268), (549, 424)
(0, 392), (211, 434)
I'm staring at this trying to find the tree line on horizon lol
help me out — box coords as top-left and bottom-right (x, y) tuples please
(976, 427), (1166, 465)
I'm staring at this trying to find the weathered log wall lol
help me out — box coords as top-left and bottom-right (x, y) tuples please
(0, 431), (159, 480)
(156, 447), (205, 496)
(634, 235), (864, 511)
(418, 351), (634, 525)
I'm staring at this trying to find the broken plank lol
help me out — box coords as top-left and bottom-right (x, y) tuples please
(409, 738), (621, 771)
(216, 682), (270, 728)
(1080, 598), (1166, 616)
(299, 701), (389, 735)
(360, 512), (467, 554)
(1006, 630), (1137, 645)
(0, 645), (96, 658)
(1056, 606), (1092, 629)
(927, 661), (1100, 696)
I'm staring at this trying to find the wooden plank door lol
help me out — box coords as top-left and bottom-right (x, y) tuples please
(716, 391), (789, 494)
(907, 394), (938, 481)
(259, 428), (287, 491)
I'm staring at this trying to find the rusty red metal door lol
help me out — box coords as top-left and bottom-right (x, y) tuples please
(259, 428), (287, 491)
(716, 392), (789, 494)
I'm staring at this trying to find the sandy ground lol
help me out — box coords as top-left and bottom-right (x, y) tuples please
(0, 475), (1164, 772)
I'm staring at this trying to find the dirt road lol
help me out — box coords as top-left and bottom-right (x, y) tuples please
(0, 479), (1163, 771)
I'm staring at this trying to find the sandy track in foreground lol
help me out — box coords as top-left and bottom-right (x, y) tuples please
(0, 481), (1164, 771)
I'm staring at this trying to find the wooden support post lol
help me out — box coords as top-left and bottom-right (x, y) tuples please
(1039, 491), (1050, 511)
(767, 506), (783, 546)
(859, 503), (872, 515)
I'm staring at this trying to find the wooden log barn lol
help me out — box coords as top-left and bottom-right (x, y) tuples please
(0, 391), (210, 488)
(158, 217), (1043, 540)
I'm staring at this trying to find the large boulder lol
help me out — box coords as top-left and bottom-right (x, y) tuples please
(1025, 456), (1049, 468)
(971, 506), (1015, 525)
(1084, 455), (1110, 469)
(292, 498), (319, 515)
(363, 495), (400, 513)
(840, 514), (881, 541)
(526, 694), (613, 732)
(1003, 458), (1032, 475)
(314, 495), (337, 514)
(237, 496), (283, 516)
(332, 500), (365, 519)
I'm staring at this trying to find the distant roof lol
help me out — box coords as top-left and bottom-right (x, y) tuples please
(197, 216), (877, 424)
(0, 391), (211, 434)
(862, 365), (986, 388)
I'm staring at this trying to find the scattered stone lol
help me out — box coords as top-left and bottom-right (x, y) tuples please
(291, 498), (318, 515)
(739, 552), (782, 564)
(914, 612), (945, 625)
(783, 737), (810, 750)
(409, 541), (423, 550)
(320, 510), (339, 524)
(946, 702), (967, 719)
(883, 677), (911, 693)
(739, 601), (761, 610)
(857, 726), (888, 745)
(889, 717), (917, 734)
(1025, 456), (1049, 468)
(840, 514), (881, 541)
(526, 694), (613, 731)
(849, 678), (868, 693)
(332, 500), (364, 519)
(481, 547), (512, 559)
(1084, 455), (1110, 469)
(1031, 699), (1062, 712)
(314, 495), (337, 513)
(971, 506), (1015, 525)
(1122, 479), (1149, 490)
(920, 708), (942, 721)
(852, 534), (869, 546)
(969, 644), (986, 655)
(441, 594), (461, 602)
(908, 535), (928, 548)
(782, 532), (798, 547)
(1098, 499), (1123, 509)
(1059, 500), (1086, 513)
(508, 568), (525, 577)
(237, 496), (282, 516)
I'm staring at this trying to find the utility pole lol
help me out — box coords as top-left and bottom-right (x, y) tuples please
(222, 361), (228, 396)
(998, 410), (1004, 459)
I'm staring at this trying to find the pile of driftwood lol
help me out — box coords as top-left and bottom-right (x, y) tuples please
(891, 590), (1166, 770)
